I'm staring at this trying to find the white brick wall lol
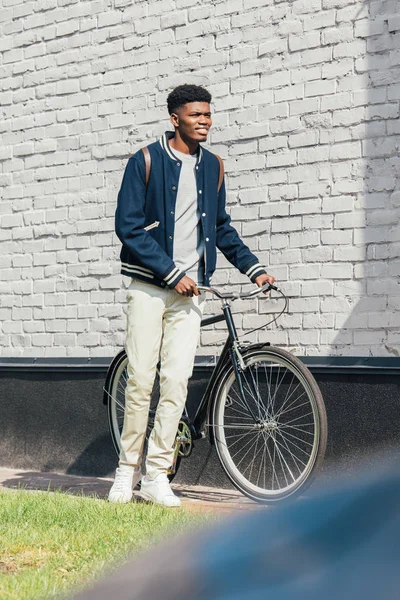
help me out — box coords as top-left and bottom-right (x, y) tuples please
(1, 0), (399, 358)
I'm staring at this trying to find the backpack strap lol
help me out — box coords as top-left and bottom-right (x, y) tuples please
(215, 154), (224, 192)
(141, 147), (151, 186)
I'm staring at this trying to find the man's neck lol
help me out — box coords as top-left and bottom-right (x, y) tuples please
(169, 132), (199, 155)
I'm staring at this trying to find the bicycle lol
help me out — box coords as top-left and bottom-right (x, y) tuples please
(103, 282), (327, 504)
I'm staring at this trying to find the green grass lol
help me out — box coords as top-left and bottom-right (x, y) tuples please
(0, 489), (209, 600)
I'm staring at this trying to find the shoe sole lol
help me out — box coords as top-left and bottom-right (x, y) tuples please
(108, 495), (132, 504)
(140, 490), (181, 508)
(108, 474), (142, 502)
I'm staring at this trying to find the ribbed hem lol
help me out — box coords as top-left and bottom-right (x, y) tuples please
(121, 262), (154, 279)
(245, 263), (267, 283)
(163, 266), (185, 288)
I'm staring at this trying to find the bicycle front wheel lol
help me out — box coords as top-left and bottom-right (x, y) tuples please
(212, 347), (327, 503)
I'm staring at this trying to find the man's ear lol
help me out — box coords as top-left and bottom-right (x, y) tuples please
(170, 112), (179, 127)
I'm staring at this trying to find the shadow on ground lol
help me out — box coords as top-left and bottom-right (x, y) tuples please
(0, 468), (258, 514)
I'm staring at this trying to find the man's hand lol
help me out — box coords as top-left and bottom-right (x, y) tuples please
(174, 276), (200, 297)
(255, 273), (276, 294)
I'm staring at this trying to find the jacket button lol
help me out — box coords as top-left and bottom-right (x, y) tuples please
(171, 211), (174, 215)
(196, 166), (199, 170)
(205, 237), (209, 242)
(172, 186), (176, 191)
(199, 190), (202, 194)
(202, 212), (206, 217)
(177, 163), (180, 166)
(169, 235), (173, 240)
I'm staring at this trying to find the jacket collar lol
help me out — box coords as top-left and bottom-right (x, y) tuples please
(159, 131), (203, 166)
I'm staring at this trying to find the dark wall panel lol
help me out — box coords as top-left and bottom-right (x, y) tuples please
(0, 367), (399, 488)
(0, 371), (117, 477)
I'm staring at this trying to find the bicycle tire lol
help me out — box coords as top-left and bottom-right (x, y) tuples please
(105, 350), (181, 482)
(211, 346), (327, 503)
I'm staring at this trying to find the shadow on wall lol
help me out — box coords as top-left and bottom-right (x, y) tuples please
(65, 433), (117, 477)
(331, 1), (400, 356)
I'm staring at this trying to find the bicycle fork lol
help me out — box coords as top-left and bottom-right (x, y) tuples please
(223, 303), (260, 425)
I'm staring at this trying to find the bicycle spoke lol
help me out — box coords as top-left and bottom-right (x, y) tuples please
(273, 434), (307, 470)
(242, 369), (265, 420)
(260, 429), (278, 490)
(274, 390), (309, 420)
(244, 432), (269, 481)
(247, 431), (261, 481)
(224, 430), (256, 440)
(256, 433), (269, 489)
(276, 398), (311, 421)
(113, 397), (125, 411)
(221, 423), (257, 430)
(273, 380), (304, 419)
(270, 430), (278, 490)
(255, 364), (260, 413)
(272, 366), (293, 416)
(271, 432), (290, 486)
(274, 432), (305, 475)
(234, 434), (262, 469)
(117, 381), (126, 396)
(268, 363), (280, 413)
(282, 411), (313, 426)
(279, 423), (315, 434)
(264, 362), (274, 417)
(229, 430), (261, 462)
(276, 372), (297, 415)
(259, 439), (266, 490)
(277, 427), (311, 461)
(272, 434), (297, 484)
(225, 400), (255, 421)
(277, 427), (314, 449)
(229, 386), (255, 416)
(222, 433), (255, 451)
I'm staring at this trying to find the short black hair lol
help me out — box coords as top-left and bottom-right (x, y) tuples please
(167, 84), (212, 114)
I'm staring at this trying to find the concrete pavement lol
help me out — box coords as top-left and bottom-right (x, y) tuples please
(0, 467), (259, 515)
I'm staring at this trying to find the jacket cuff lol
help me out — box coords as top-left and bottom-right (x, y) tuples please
(245, 263), (267, 283)
(163, 266), (186, 289)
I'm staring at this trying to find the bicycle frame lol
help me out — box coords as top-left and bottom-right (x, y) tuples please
(104, 281), (328, 502)
(191, 301), (264, 440)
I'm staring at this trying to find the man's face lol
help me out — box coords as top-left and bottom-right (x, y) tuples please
(170, 102), (212, 143)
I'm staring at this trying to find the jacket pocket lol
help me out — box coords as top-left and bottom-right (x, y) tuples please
(144, 220), (160, 232)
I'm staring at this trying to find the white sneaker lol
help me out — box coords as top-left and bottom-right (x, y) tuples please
(140, 473), (181, 508)
(108, 465), (141, 503)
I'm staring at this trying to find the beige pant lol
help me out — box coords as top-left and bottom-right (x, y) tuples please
(119, 278), (205, 480)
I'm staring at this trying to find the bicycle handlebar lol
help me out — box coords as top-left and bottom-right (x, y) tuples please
(197, 281), (278, 300)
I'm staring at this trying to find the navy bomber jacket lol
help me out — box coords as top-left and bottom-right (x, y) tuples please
(115, 131), (267, 289)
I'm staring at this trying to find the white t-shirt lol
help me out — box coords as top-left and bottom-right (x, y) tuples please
(171, 147), (205, 284)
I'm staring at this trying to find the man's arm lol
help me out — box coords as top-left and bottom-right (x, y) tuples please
(115, 154), (185, 289)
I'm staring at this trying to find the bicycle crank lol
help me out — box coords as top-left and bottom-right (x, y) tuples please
(168, 418), (193, 476)
(177, 419), (193, 458)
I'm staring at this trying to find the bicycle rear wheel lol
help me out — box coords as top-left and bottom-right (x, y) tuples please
(212, 346), (327, 503)
(105, 351), (181, 481)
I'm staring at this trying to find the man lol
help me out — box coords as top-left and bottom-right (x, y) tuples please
(109, 84), (275, 507)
